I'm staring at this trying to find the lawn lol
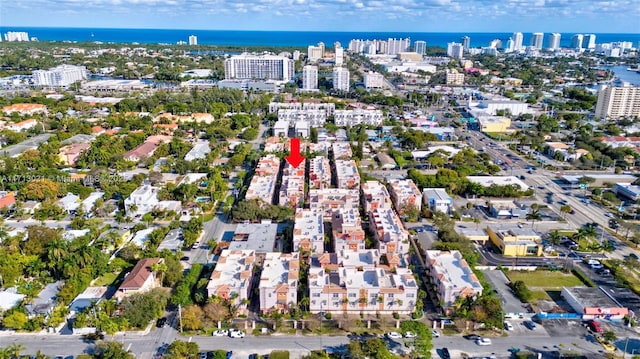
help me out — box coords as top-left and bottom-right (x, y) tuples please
(92, 272), (117, 286)
(529, 290), (552, 301)
(506, 270), (583, 288)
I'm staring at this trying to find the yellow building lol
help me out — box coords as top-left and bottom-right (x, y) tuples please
(479, 116), (511, 133)
(486, 225), (543, 257)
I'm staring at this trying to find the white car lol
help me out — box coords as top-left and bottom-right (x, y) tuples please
(431, 329), (440, 338)
(213, 329), (228, 337)
(386, 332), (403, 339)
(504, 321), (514, 331)
(404, 331), (417, 338)
(475, 338), (492, 346)
(228, 329), (245, 338)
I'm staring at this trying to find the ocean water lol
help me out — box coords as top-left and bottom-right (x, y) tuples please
(1, 27), (640, 49)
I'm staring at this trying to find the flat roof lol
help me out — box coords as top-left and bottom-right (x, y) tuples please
(423, 188), (452, 201)
(562, 174), (637, 183)
(228, 221), (278, 253)
(425, 250), (483, 291)
(564, 286), (625, 309)
(467, 176), (529, 191)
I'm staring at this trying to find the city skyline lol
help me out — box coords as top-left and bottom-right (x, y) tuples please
(2, 0), (639, 33)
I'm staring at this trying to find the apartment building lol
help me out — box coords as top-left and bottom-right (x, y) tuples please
(308, 42), (325, 62)
(361, 180), (393, 213)
(333, 67), (350, 91)
(279, 163), (305, 208)
(309, 188), (360, 219)
(335, 160), (360, 190)
(278, 109), (327, 127)
(293, 209), (325, 253)
(445, 69), (465, 86)
(369, 207), (410, 254)
(364, 71), (385, 89)
(33, 64), (88, 87)
(425, 250), (483, 309)
(308, 263), (418, 315)
(302, 65), (318, 90)
(332, 208), (366, 252)
(259, 252), (300, 313)
(268, 102), (335, 116)
(334, 109), (384, 126)
(309, 156), (332, 189)
(388, 179), (422, 213)
(332, 142), (353, 159)
(224, 53), (294, 82)
(207, 250), (256, 314)
(245, 155), (281, 204)
(595, 84), (640, 119)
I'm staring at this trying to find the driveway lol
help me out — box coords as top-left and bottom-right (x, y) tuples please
(482, 270), (529, 315)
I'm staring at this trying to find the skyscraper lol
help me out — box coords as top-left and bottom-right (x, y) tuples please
(386, 38), (411, 55)
(188, 35), (198, 46)
(334, 41), (344, 66)
(302, 65), (318, 90)
(531, 32), (544, 49)
(333, 67), (350, 91)
(308, 42), (325, 62)
(595, 84), (640, 119)
(224, 53), (295, 82)
(571, 34), (584, 49)
(447, 42), (464, 59)
(585, 34), (597, 49)
(512, 32), (524, 51)
(461, 36), (471, 50)
(547, 33), (561, 51)
(414, 40), (427, 55)
(505, 38), (515, 53)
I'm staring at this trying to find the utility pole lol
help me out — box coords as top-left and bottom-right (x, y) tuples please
(178, 304), (183, 333)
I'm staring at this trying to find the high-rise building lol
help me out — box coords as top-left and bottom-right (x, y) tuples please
(530, 32), (544, 49)
(547, 33), (561, 51)
(224, 53), (295, 82)
(414, 40), (427, 55)
(595, 84), (640, 119)
(461, 36), (471, 50)
(4, 32), (29, 42)
(512, 32), (524, 51)
(488, 39), (502, 49)
(571, 34), (584, 49)
(334, 42), (344, 66)
(505, 38), (515, 53)
(386, 38), (411, 55)
(302, 65), (318, 90)
(188, 35), (198, 46)
(307, 42), (324, 62)
(33, 64), (88, 87)
(447, 42), (464, 59)
(585, 34), (597, 49)
(333, 67), (350, 91)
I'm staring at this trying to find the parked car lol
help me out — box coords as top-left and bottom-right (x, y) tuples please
(587, 320), (603, 333)
(156, 317), (167, 328)
(524, 320), (537, 330)
(464, 334), (482, 341)
(591, 263), (604, 270)
(213, 329), (228, 337)
(199, 353), (207, 359)
(228, 329), (245, 338)
(386, 332), (403, 339)
(475, 338), (492, 346)
(504, 321), (514, 331)
(441, 348), (451, 359)
(431, 329), (440, 338)
(404, 331), (417, 338)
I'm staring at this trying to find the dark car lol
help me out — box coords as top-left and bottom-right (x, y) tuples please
(226, 352), (233, 359)
(156, 317), (167, 328)
(464, 334), (482, 340)
(629, 253), (639, 261)
(523, 320), (537, 330)
(180, 256), (190, 261)
(441, 348), (451, 359)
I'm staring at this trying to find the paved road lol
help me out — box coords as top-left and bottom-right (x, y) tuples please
(481, 270), (529, 314)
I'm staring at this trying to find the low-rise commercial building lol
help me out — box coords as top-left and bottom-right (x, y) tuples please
(466, 176), (530, 191)
(478, 116), (511, 133)
(614, 183), (640, 201)
(259, 253), (300, 313)
(423, 188), (453, 215)
(425, 250), (483, 309)
(561, 286), (629, 320)
(486, 224), (543, 256)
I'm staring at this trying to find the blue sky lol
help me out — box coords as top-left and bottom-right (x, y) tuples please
(2, 0), (639, 33)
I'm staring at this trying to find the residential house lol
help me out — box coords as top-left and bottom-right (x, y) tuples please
(59, 143), (90, 165)
(5, 118), (38, 132)
(423, 188), (453, 215)
(184, 141), (211, 161)
(0, 191), (16, 210)
(115, 258), (162, 300)
(206, 250), (256, 315)
(1, 103), (48, 116)
(58, 193), (81, 213)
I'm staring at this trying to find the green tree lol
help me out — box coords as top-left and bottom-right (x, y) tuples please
(93, 341), (134, 359)
(166, 340), (199, 359)
(3, 311), (28, 330)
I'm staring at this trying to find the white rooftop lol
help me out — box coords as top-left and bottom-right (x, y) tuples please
(208, 250), (255, 293)
(466, 176), (530, 191)
(229, 221), (278, 253)
(260, 252), (299, 288)
(425, 250), (483, 291)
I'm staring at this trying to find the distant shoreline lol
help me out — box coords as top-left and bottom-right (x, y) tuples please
(2, 27), (639, 49)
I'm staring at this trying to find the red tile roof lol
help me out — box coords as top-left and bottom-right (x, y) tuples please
(118, 258), (161, 290)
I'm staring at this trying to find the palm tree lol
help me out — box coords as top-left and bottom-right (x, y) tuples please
(548, 230), (562, 246)
(560, 205), (572, 219)
(151, 262), (168, 286)
(6, 342), (25, 358)
(298, 296), (310, 312)
(526, 209), (541, 228)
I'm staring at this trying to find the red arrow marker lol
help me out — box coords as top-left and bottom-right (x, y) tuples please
(285, 138), (305, 168)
